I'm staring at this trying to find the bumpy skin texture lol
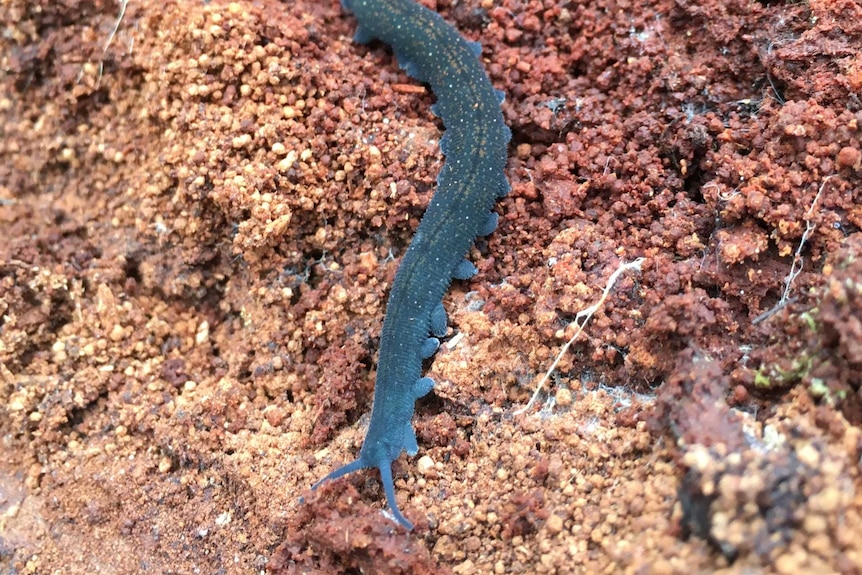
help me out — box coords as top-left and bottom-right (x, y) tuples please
(312, 0), (510, 530)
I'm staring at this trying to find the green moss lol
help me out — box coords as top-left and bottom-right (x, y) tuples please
(808, 377), (848, 406)
(753, 355), (813, 389)
(798, 309), (818, 332)
(808, 378), (828, 398)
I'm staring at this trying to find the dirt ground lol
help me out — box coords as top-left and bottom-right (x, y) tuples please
(1, 0), (861, 573)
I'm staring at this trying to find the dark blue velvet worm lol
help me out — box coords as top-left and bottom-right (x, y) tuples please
(311, 0), (511, 530)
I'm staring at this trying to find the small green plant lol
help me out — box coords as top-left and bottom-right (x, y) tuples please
(753, 354), (813, 389)
(808, 377), (847, 407)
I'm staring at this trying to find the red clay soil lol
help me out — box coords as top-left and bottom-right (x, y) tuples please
(2, 0), (861, 573)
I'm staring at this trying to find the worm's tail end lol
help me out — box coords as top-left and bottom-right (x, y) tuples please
(311, 457), (366, 491)
(310, 457), (413, 530)
(379, 462), (414, 530)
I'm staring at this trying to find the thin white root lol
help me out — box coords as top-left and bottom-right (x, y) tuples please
(514, 257), (645, 416)
(754, 175), (833, 325)
(78, 0), (130, 86)
(780, 175), (832, 304)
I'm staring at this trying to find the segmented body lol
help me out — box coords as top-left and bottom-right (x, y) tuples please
(312, 0), (510, 530)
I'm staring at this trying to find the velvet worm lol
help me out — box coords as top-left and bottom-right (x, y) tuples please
(312, 0), (510, 530)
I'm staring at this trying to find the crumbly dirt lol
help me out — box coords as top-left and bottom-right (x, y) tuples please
(1, 0), (860, 573)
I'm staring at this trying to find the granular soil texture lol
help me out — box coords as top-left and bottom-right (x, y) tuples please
(1, 0), (861, 574)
